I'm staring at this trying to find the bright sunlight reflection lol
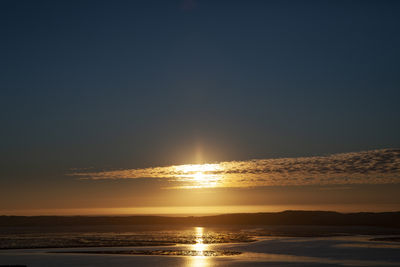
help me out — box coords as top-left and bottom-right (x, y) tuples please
(190, 227), (209, 267)
(193, 227), (207, 255)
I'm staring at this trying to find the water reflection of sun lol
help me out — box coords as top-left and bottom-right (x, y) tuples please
(193, 227), (207, 255)
(190, 227), (209, 267)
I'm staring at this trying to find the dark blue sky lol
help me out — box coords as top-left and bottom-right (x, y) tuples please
(1, 0), (399, 174)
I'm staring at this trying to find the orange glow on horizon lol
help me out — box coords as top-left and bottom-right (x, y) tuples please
(3, 203), (399, 216)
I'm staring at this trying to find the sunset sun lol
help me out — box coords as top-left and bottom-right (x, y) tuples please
(173, 163), (223, 188)
(193, 172), (206, 182)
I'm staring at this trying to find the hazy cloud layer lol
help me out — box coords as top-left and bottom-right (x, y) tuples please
(70, 149), (400, 188)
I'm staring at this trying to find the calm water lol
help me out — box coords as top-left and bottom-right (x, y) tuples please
(1, 226), (400, 266)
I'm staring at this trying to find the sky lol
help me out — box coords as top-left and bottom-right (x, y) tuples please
(1, 0), (400, 215)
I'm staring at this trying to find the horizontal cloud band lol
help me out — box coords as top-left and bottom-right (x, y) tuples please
(70, 149), (400, 188)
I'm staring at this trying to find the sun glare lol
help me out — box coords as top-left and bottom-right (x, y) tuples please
(175, 164), (221, 173)
(189, 227), (209, 266)
(173, 164), (223, 189)
(193, 227), (206, 254)
(193, 172), (206, 182)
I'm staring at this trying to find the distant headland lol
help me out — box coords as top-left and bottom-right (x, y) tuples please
(1, 210), (400, 228)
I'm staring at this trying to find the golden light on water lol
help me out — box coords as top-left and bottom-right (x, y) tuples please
(190, 227), (209, 267)
(192, 227), (207, 255)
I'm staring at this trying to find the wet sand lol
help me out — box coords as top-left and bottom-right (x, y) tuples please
(1, 227), (400, 266)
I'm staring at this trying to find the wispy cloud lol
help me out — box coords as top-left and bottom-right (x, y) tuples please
(70, 149), (400, 188)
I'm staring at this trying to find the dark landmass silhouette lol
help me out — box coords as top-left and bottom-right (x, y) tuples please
(1, 211), (400, 228)
(50, 250), (242, 256)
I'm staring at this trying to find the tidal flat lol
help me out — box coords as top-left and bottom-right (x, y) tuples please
(1, 225), (400, 266)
